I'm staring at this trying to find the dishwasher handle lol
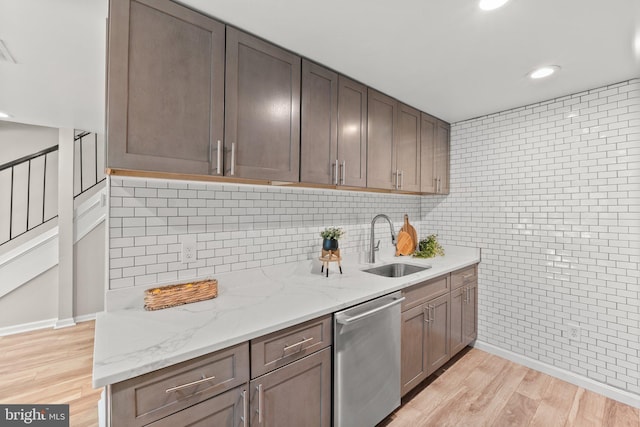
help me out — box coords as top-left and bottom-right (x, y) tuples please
(336, 296), (405, 325)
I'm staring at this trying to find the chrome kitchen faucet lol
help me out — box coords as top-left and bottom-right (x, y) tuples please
(369, 214), (397, 263)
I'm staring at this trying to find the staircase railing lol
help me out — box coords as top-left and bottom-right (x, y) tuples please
(74, 131), (106, 199)
(0, 145), (59, 245)
(0, 131), (105, 246)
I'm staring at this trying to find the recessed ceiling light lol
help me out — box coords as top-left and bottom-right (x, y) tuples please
(0, 111), (11, 119)
(479, 0), (510, 11)
(529, 65), (561, 79)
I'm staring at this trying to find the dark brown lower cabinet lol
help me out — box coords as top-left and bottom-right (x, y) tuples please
(146, 386), (247, 426)
(401, 303), (428, 396)
(451, 266), (478, 355)
(401, 293), (450, 396)
(401, 264), (478, 397)
(250, 347), (332, 426)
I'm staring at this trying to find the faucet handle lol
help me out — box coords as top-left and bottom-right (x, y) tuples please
(374, 240), (380, 251)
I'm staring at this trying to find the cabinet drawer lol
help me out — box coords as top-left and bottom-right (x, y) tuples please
(110, 342), (249, 427)
(402, 275), (449, 311)
(146, 385), (246, 427)
(251, 315), (332, 378)
(451, 264), (478, 290)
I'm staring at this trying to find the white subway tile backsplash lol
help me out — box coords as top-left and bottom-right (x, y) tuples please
(422, 79), (639, 395)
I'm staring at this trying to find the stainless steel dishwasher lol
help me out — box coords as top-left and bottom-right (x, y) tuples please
(334, 291), (405, 427)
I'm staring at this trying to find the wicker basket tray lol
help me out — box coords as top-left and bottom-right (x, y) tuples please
(144, 279), (218, 311)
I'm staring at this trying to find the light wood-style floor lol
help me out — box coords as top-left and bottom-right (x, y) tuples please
(0, 321), (100, 427)
(1, 321), (638, 427)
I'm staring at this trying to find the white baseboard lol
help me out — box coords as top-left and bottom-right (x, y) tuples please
(0, 313), (98, 336)
(54, 318), (77, 329)
(75, 312), (98, 323)
(473, 340), (640, 409)
(0, 318), (57, 336)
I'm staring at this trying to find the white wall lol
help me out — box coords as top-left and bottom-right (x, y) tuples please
(422, 79), (640, 395)
(75, 221), (105, 316)
(0, 121), (58, 164)
(0, 266), (58, 328)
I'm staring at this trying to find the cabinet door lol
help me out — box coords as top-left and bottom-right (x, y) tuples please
(337, 76), (367, 187)
(449, 286), (466, 356)
(367, 89), (397, 189)
(463, 283), (478, 345)
(426, 293), (450, 376)
(146, 386), (247, 427)
(434, 120), (450, 194)
(107, 0), (225, 174)
(250, 347), (331, 426)
(225, 27), (301, 182)
(401, 304), (428, 397)
(420, 113), (437, 193)
(396, 103), (421, 191)
(300, 60), (338, 185)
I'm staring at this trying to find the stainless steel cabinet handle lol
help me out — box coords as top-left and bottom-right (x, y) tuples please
(283, 336), (314, 353)
(333, 160), (339, 185)
(257, 384), (264, 424)
(216, 140), (222, 175)
(341, 160), (346, 185)
(424, 306), (429, 323)
(430, 305), (435, 322)
(230, 142), (236, 176)
(336, 297), (406, 325)
(463, 273), (474, 280)
(400, 170), (404, 189)
(208, 141), (213, 173)
(463, 287), (467, 304)
(165, 375), (216, 393)
(241, 389), (248, 427)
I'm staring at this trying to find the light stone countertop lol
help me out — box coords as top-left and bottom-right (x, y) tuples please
(92, 245), (480, 388)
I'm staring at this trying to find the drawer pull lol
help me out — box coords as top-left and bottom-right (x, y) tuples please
(283, 336), (314, 353)
(165, 375), (216, 393)
(463, 273), (474, 280)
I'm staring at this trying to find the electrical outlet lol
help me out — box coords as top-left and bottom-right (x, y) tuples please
(567, 325), (581, 342)
(181, 236), (197, 263)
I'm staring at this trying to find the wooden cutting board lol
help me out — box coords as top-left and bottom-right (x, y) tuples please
(396, 231), (414, 256)
(400, 214), (418, 253)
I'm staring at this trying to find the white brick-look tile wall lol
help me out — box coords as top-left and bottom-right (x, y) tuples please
(109, 179), (421, 288)
(422, 79), (640, 394)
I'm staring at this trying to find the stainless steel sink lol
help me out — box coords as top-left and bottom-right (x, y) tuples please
(363, 263), (431, 278)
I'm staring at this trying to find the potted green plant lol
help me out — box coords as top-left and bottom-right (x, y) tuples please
(320, 227), (344, 251)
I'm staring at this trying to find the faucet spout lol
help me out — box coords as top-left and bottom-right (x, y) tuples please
(369, 214), (397, 263)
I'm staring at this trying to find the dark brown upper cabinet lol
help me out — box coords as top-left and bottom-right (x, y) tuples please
(367, 89), (421, 191)
(106, 0), (225, 174)
(367, 89), (397, 190)
(421, 113), (450, 194)
(337, 76), (368, 187)
(300, 66), (368, 187)
(396, 103), (421, 192)
(225, 27), (301, 182)
(300, 60), (338, 185)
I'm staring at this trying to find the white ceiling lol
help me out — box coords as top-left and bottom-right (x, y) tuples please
(0, 0), (638, 133)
